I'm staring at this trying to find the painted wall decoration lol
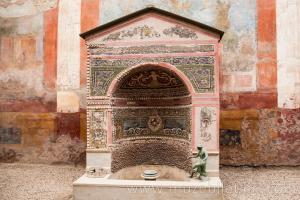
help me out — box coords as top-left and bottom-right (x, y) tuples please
(0, 127), (21, 144)
(2, 0), (300, 168)
(220, 108), (300, 166)
(99, 0), (257, 92)
(220, 129), (241, 146)
(0, 148), (19, 162)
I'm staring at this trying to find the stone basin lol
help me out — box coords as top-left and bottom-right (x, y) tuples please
(109, 165), (190, 181)
(73, 165), (223, 200)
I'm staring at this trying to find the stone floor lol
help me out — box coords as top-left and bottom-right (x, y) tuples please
(0, 163), (299, 200)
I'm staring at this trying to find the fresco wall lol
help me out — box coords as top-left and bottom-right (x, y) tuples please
(0, 0), (86, 164)
(100, 0), (257, 93)
(0, 0), (299, 166)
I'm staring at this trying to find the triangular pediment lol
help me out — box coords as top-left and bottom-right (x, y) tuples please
(80, 7), (224, 44)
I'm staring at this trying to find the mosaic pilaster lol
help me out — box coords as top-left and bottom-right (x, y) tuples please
(87, 109), (108, 150)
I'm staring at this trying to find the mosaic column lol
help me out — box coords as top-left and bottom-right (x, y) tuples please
(87, 98), (111, 151)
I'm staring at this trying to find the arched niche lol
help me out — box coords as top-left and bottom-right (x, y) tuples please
(109, 64), (192, 172)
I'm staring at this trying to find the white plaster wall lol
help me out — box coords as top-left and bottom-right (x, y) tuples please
(277, 0), (300, 108)
(86, 152), (111, 168)
(0, 0), (57, 17)
(57, 0), (81, 112)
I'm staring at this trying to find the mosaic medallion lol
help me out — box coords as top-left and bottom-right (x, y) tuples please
(147, 115), (163, 132)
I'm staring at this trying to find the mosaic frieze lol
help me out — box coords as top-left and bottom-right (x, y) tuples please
(103, 25), (161, 41)
(179, 65), (214, 93)
(90, 56), (214, 67)
(119, 69), (184, 89)
(101, 24), (198, 41)
(89, 110), (107, 149)
(113, 87), (189, 98)
(163, 25), (198, 39)
(112, 107), (191, 141)
(114, 66), (189, 98)
(89, 44), (214, 55)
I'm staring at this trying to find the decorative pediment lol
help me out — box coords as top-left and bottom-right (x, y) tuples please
(80, 7), (223, 43)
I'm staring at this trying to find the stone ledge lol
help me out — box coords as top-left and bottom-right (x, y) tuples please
(73, 175), (223, 200)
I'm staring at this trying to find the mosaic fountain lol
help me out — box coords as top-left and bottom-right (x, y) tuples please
(73, 7), (224, 200)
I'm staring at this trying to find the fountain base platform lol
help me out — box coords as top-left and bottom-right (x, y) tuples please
(73, 174), (223, 200)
